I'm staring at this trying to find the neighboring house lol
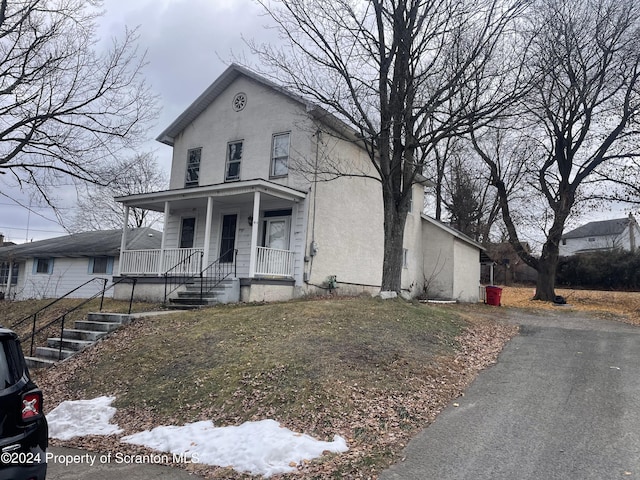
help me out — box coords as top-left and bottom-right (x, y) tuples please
(482, 242), (538, 285)
(115, 64), (484, 303)
(560, 214), (640, 256)
(0, 228), (161, 300)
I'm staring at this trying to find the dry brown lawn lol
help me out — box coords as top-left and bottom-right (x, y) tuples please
(498, 286), (640, 325)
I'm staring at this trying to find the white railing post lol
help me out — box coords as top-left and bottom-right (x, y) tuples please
(249, 191), (261, 278)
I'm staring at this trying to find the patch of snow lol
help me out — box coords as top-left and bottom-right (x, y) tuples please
(47, 396), (122, 440)
(122, 419), (349, 478)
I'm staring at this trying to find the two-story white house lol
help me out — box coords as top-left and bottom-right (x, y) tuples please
(114, 64), (483, 304)
(560, 214), (640, 256)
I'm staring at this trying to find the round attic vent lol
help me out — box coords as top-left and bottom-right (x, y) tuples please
(232, 92), (247, 112)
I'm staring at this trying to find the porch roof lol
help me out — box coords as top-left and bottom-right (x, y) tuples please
(115, 178), (307, 212)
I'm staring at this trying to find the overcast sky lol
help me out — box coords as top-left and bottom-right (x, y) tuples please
(0, 0), (276, 243)
(0, 0), (636, 244)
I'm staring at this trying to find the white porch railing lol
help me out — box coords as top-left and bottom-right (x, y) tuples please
(255, 247), (295, 278)
(119, 248), (203, 275)
(120, 247), (294, 278)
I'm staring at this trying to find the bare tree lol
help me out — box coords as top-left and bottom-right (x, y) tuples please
(251, 0), (526, 292)
(472, 0), (640, 301)
(68, 153), (167, 232)
(0, 0), (158, 209)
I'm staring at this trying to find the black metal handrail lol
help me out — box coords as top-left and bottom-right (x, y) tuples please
(163, 249), (237, 305)
(20, 276), (138, 360)
(10, 277), (109, 331)
(162, 251), (204, 304)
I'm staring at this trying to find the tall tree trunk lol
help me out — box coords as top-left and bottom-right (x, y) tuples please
(381, 189), (409, 293)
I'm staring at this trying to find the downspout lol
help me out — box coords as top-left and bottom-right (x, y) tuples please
(306, 129), (321, 283)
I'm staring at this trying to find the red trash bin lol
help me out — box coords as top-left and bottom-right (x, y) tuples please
(485, 286), (502, 306)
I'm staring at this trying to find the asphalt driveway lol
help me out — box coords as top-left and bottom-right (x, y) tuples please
(380, 308), (640, 480)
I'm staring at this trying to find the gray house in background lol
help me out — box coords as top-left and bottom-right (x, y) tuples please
(560, 214), (640, 256)
(0, 228), (161, 300)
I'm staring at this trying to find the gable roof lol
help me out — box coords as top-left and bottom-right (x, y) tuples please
(156, 63), (361, 147)
(562, 217), (630, 240)
(0, 228), (162, 262)
(421, 215), (484, 251)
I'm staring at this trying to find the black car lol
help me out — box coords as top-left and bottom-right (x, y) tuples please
(0, 328), (47, 480)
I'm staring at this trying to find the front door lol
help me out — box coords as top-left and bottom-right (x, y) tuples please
(219, 214), (237, 263)
(264, 218), (289, 250)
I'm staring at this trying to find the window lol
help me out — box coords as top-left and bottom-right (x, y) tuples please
(562, 239), (567, 245)
(588, 237), (596, 242)
(185, 148), (201, 188)
(33, 258), (53, 275)
(89, 256), (114, 275)
(403, 249), (409, 268)
(0, 263), (18, 285)
(271, 133), (290, 177)
(226, 141), (243, 181)
(180, 217), (196, 249)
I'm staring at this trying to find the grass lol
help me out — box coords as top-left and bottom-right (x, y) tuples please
(67, 298), (465, 420)
(33, 296), (516, 478)
(497, 286), (640, 325)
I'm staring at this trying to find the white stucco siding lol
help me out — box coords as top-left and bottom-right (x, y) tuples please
(14, 257), (116, 300)
(401, 184), (427, 296)
(452, 239), (481, 302)
(421, 222), (455, 299)
(306, 165), (384, 288)
(169, 76), (314, 191)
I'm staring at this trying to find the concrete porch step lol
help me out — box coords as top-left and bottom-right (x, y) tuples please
(47, 337), (94, 352)
(74, 320), (121, 332)
(87, 312), (132, 324)
(24, 356), (56, 369)
(35, 346), (76, 360)
(61, 328), (108, 342)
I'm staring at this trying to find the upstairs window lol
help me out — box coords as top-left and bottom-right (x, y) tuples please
(271, 133), (290, 177)
(226, 141), (243, 181)
(185, 148), (201, 188)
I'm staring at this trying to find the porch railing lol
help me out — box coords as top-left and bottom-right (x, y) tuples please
(255, 247), (295, 277)
(120, 248), (203, 275)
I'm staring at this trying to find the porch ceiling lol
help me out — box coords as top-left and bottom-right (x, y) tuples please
(116, 179), (307, 212)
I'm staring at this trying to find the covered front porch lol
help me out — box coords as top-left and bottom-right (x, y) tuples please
(115, 180), (308, 301)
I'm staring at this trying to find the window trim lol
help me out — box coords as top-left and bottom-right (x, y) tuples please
(270, 132), (290, 178)
(225, 140), (243, 182)
(88, 256), (114, 275)
(185, 147), (202, 188)
(33, 257), (54, 275)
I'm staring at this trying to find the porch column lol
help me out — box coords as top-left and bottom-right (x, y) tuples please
(249, 191), (261, 278)
(158, 201), (170, 276)
(202, 197), (214, 268)
(6, 260), (13, 299)
(118, 205), (130, 275)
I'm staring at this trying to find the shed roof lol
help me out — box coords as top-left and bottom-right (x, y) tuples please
(0, 228), (161, 262)
(562, 217), (630, 240)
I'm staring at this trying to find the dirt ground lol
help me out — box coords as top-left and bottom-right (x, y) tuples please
(498, 286), (640, 325)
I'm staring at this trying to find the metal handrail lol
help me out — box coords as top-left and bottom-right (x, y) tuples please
(20, 276), (138, 359)
(162, 251), (204, 304)
(10, 277), (109, 331)
(163, 249), (237, 305)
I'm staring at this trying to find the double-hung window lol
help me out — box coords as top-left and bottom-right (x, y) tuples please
(185, 148), (201, 188)
(271, 133), (290, 177)
(226, 141), (243, 181)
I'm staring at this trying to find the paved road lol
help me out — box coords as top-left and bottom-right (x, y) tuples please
(45, 446), (201, 479)
(381, 309), (640, 480)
